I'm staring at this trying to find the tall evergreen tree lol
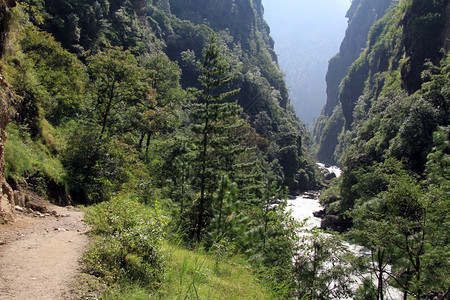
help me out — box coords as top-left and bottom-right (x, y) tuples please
(189, 34), (241, 241)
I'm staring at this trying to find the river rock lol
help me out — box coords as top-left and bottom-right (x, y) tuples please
(320, 215), (352, 233)
(25, 196), (48, 213)
(303, 191), (318, 199)
(324, 172), (337, 181)
(313, 209), (326, 218)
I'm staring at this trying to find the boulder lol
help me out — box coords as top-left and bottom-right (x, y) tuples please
(303, 191), (319, 199)
(25, 199), (49, 214)
(13, 190), (25, 207)
(313, 209), (326, 218)
(0, 181), (14, 223)
(324, 172), (337, 181)
(320, 215), (352, 233)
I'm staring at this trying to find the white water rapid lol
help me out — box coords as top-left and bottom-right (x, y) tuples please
(286, 163), (403, 300)
(287, 163), (340, 228)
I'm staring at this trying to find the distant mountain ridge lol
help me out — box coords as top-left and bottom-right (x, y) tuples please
(262, 0), (349, 125)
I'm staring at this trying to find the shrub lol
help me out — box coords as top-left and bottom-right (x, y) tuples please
(83, 195), (169, 287)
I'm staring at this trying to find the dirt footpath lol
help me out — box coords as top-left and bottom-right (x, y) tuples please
(0, 203), (90, 300)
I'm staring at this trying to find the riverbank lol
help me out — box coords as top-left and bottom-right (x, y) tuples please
(286, 165), (403, 300)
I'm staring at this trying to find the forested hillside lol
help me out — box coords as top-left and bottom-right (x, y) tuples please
(0, 0), (319, 298)
(0, 0), (448, 298)
(314, 0), (394, 164)
(314, 0), (449, 298)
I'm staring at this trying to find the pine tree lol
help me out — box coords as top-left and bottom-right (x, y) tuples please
(189, 34), (241, 241)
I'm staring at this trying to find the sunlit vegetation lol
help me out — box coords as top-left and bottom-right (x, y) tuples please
(0, 0), (448, 299)
(0, 0), (319, 298)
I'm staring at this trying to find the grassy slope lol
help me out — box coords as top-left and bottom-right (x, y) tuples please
(103, 244), (274, 300)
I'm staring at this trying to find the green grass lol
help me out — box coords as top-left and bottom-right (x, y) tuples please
(103, 243), (274, 300)
(4, 122), (66, 183)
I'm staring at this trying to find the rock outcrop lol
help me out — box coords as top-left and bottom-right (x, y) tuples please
(132, 0), (147, 23)
(320, 215), (352, 233)
(0, 0), (16, 223)
(314, 0), (394, 164)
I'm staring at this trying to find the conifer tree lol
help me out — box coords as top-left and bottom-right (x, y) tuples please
(189, 34), (241, 241)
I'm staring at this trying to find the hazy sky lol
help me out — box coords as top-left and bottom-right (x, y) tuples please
(262, 0), (350, 125)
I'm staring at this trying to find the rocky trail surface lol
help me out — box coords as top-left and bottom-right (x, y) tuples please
(0, 202), (90, 299)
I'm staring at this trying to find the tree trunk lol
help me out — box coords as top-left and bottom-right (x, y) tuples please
(377, 248), (384, 300)
(138, 133), (145, 152)
(145, 132), (151, 157)
(196, 121), (208, 241)
(99, 81), (116, 138)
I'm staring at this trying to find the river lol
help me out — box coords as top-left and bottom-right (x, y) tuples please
(286, 163), (340, 228)
(286, 163), (402, 299)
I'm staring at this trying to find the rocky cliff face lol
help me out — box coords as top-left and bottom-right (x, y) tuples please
(314, 0), (449, 165)
(340, 0), (449, 131)
(400, 0), (449, 93)
(323, 0), (394, 117)
(0, 0), (15, 223)
(317, 0), (449, 238)
(314, 0), (394, 164)
(132, 0), (147, 23)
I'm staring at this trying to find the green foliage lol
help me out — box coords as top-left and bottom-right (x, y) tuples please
(318, 176), (341, 212)
(83, 194), (168, 285)
(38, 0), (159, 54)
(350, 156), (449, 299)
(207, 175), (244, 244)
(63, 125), (141, 203)
(239, 178), (299, 298)
(18, 24), (86, 125)
(293, 228), (355, 300)
(110, 244), (275, 300)
(4, 122), (66, 186)
(86, 46), (153, 137)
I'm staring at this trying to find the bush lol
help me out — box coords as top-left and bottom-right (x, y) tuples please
(62, 127), (133, 203)
(83, 195), (169, 286)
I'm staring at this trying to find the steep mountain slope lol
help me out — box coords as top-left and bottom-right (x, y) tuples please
(338, 0), (448, 166)
(0, 0), (15, 223)
(310, 0), (450, 299)
(314, 0), (394, 164)
(32, 0), (316, 192)
(317, 0), (449, 221)
(313, 3), (449, 296)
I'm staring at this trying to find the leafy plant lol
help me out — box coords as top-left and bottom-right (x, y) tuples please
(83, 194), (168, 285)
